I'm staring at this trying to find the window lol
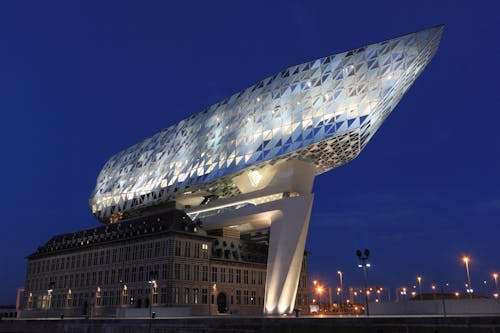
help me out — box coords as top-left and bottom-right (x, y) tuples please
(244, 270), (248, 284)
(96, 288), (102, 306)
(236, 269), (241, 284)
(193, 265), (200, 281)
(184, 264), (190, 280)
(258, 271), (264, 285)
(184, 242), (191, 257)
(131, 268), (137, 282)
(175, 240), (181, 256)
(152, 284), (158, 304)
(236, 290), (241, 304)
(162, 240), (169, 257)
(251, 291), (256, 305)
(211, 267), (217, 282)
(160, 287), (167, 304)
(193, 288), (199, 304)
(137, 244), (144, 259)
(184, 288), (190, 304)
(202, 243), (208, 258)
(173, 287), (179, 304)
(229, 269), (234, 283)
(194, 243), (200, 258)
(244, 290), (249, 305)
(174, 264), (181, 280)
(138, 267), (144, 282)
(124, 268), (130, 283)
(122, 286), (128, 305)
(251, 271), (255, 285)
(202, 266), (208, 282)
(147, 243), (153, 258)
(220, 268), (226, 283)
(154, 242), (161, 257)
(66, 289), (73, 307)
(201, 289), (208, 304)
(161, 264), (167, 280)
(124, 247), (131, 261)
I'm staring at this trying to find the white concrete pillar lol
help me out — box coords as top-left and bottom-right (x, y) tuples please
(264, 194), (314, 314)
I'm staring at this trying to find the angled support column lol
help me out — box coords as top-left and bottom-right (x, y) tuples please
(264, 194), (314, 314)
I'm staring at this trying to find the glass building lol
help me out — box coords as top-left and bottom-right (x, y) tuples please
(87, 26), (443, 314)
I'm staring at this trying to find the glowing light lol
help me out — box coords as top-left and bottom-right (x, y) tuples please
(248, 170), (262, 187)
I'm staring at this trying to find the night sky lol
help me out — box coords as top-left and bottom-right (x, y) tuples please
(1, 1), (499, 304)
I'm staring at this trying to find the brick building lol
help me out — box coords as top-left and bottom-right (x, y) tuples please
(22, 209), (308, 317)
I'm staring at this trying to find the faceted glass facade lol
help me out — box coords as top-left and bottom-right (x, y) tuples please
(90, 26), (443, 222)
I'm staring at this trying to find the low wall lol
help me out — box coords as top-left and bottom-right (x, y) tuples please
(2, 316), (500, 333)
(369, 299), (500, 315)
(115, 306), (192, 317)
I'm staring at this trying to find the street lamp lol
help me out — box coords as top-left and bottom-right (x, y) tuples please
(417, 276), (423, 300)
(46, 282), (55, 319)
(492, 273), (499, 299)
(148, 270), (158, 318)
(463, 256), (473, 298)
(431, 284), (436, 299)
(337, 271), (344, 306)
(356, 249), (371, 316)
(314, 285), (325, 312)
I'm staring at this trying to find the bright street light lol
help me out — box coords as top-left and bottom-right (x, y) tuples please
(337, 270), (344, 305)
(417, 276), (423, 300)
(493, 273), (499, 299)
(463, 256), (473, 298)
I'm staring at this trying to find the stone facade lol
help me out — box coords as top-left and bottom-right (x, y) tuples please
(22, 210), (308, 317)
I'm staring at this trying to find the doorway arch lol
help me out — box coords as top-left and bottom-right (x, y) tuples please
(216, 292), (227, 313)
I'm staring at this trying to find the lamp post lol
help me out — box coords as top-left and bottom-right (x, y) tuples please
(492, 273), (499, 299)
(148, 270), (158, 318)
(337, 271), (344, 306)
(356, 249), (371, 316)
(463, 256), (473, 298)
(317, 285), (324, 312)
(46, 282), (54, 319)
(417, 276), (423, 300)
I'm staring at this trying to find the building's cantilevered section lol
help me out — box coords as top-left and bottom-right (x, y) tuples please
(90, 26), (443, 314)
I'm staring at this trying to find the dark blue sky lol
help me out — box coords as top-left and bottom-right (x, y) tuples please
(1, 1), (499, 304)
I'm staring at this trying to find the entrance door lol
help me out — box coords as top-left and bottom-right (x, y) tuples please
(217, 292), (227, 313)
